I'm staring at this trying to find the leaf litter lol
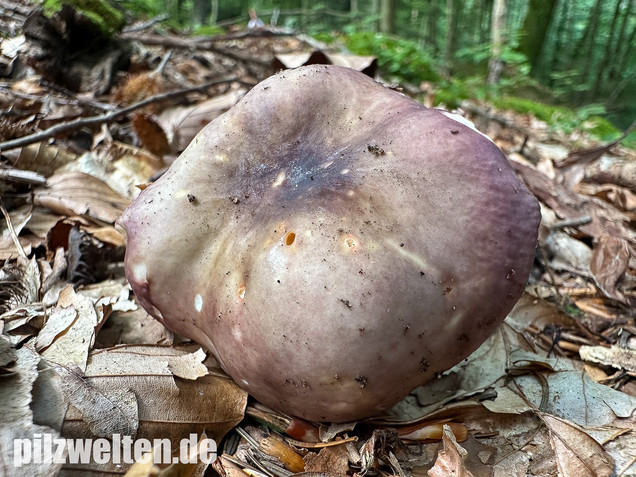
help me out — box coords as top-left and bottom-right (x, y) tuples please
(1, 3), (635, 477)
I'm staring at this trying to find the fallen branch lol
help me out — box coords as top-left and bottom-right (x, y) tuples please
(121, 32), (271, 67)
(0, 77), (244, 152)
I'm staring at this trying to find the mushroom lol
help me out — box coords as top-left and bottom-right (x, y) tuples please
(118, 65), (540, 422)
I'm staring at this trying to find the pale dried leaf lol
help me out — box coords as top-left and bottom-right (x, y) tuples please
(545, 230), (593, 273)
(427, 425), (474, 477)
(167, 348), (208, 380)
(49, 360), (139, 437)
(0, 339), (38, 425)
(34, 171), (130, 223)
(579, 345), (636, 373)
(541, 413), (613, 477)
(16, 142), (77, 176)
(41, 286), (101, 369)
(35, 306), (78, 352)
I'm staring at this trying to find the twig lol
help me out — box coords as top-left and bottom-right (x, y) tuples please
(120, 32), (271, 67)
(0, 76), (242, 152)
(0, 201), (28, 261)
(122, 14), (170, 33)
(549, 215), (593, 230)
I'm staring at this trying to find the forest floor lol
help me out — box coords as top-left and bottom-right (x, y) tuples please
(1, 4), (636, 477)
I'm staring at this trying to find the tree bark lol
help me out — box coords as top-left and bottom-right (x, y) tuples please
(379, 0), (394, 33)
(516, 0), (558, 75)
(487, 0), (506, 85)
(592, 0), (624, 97)
(443, 0), (455, 77)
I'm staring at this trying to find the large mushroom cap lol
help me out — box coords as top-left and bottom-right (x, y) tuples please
(119, 65), (540, 422)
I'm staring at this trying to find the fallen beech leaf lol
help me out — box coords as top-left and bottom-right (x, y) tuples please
(579, 345), (636, 373)
(427, 425), (474, 477)
(16, 142), (77, 176)
(540, 413), (614, 477)
(590, 235), (631, 304)
(34, 171), (130, 223)
(49, 360), (139, 437)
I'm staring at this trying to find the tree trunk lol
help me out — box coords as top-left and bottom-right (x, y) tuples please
(370, 0), (380, 31)
(578, 0), (603, 89)
(487, 0), (506, 85)
(609, 0), (634, 82)
(479, 0), (493, 44)
(592, 0), (624, 97)
(192, 0), (211, 26)
(547, 0), (568, 84)
(443, 0), (454, 77)
(426, 0), (439, 55)
(210, 0), (218, 24)
(516, 0), (558, 75)
(379, 0), (394, 34)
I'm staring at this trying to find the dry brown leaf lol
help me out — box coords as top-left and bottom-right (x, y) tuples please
(590, 235), (631, 304)
(303, 443), (349, 474)
(34, 171), (130, 224)
(13, 142), (77, 176)
(427, 425), (474, 477)
(51, 345), (245, 474)
(540, 413), (614, 477)
(512, 161), (636, 242)
(577, 182), (636, 213)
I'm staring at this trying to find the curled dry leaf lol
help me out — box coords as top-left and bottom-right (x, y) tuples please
(157, 89), (246, 152)
(540, 413), (614, 477)
(590, 235), (631, 305)
(427, 425), (474, 477)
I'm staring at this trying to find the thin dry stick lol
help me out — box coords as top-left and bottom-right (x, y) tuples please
(0, 77), (242, 152)
(0, 201), (28, 261)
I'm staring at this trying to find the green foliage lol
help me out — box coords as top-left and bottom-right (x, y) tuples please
(342, 29), (440, 84)
(193, 25), (225, 36)
(43, 0), (125, 34)
(119, 0), (163, 18)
